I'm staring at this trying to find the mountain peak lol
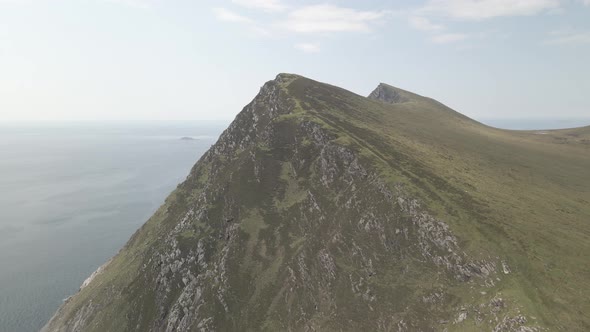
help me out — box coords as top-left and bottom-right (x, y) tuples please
(274, 72), (300, 84)
(368, 83), (417, 104)
(43, 74), (589, 332)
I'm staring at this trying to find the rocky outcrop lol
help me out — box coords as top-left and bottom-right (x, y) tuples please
(368, 83), (410, 104)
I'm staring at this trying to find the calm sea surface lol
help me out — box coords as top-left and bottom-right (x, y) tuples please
(0, 122), (225, 332)
(480, 118), (590, 130)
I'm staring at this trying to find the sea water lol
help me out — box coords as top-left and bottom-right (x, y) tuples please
(0, 122), (225, 332)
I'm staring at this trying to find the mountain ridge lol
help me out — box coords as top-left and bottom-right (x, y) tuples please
(44, 73), (590, 331)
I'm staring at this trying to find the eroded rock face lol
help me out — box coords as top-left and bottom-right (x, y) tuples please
(43, 74), (542, 332)
(368, 83), (409, 104)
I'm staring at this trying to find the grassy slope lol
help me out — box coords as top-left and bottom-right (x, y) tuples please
(286, 76), (590, 329)
(45, 74), (589, 331)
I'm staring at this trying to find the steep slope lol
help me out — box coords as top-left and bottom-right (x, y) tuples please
(44, 74), (590, 331)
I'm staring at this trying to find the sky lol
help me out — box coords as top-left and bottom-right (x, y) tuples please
(1, 0), (589, 123)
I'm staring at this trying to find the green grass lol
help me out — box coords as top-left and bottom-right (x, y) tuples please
(45, 74), (590, 332)
(282, 75), (590, 330)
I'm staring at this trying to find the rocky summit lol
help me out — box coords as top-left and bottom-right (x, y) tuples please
(43, 74), (590, 331)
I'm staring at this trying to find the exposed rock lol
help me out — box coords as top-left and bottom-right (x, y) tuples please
(493, 315), (539, 332)
(368, 83), (410, 104)
(455, 311), (467, 324)
(80, 258), (112, 290)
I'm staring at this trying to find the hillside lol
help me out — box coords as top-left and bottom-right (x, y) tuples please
(44, 74), (590, 331)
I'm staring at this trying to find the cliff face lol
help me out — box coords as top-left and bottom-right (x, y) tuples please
(368, 83), (411, 104)
(44, 74), (590, 331)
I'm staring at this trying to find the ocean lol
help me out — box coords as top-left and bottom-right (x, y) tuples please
(479, 118), (590, 130)
(0, 122), (226, 332)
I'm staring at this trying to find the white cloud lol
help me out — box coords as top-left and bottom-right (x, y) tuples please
(545, 29), (590, 44)
(422, 0), (560, 20)
(103, 0), (154, 8)
(407, 15), (469, 45)
(250, 26), (272, 36)
(409, 16), (444, 32)
(295, 43), (320, 53)
(213, 7), (253, 24)
(431, 33), (468, 43)
(213, 8), (273, 36)
(282, 5), (387, 33)
(231, 0), (286, 12)
(0, 0), (156, 6)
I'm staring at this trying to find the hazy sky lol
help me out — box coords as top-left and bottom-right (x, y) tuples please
(1, 0), (589, 122)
